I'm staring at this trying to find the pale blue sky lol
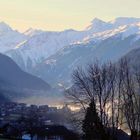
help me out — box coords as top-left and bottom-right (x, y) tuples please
(0, 0), (140, 32)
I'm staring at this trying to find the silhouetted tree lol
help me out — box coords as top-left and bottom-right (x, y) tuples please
(66, 62), (121, 138)
(82, 100), (109, 140)
(118, 59), (140, 140)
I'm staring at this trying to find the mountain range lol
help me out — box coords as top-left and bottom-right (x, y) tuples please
(0, 17), (140, 88)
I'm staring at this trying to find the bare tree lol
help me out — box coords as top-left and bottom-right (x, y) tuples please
(66, 62), (122, 139)
(66, 59), (140, 140)
(118, 59), (140, 140)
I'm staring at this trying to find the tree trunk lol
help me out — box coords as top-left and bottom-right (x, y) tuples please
(130, 131), (138, 140)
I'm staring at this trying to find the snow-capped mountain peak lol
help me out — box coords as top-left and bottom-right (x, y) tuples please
(0, 22), (12, 33)
(86, 17), (140, 33)
(91, 18), (106, 24)
(86, 18), (112, 33)
(0, 21), (27, 53)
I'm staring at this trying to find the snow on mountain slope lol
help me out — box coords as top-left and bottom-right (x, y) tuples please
(0, 22), (27, 53)
(24, 28), (44, 37)
(6, 29), (88, 70)
(3, 17), (140, 72)
(83, 23), (140, 43)
(109, 17), (140, 27)
(32, 34), (140, 87)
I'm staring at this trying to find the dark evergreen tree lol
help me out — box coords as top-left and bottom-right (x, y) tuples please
(82, 100), (109, 140)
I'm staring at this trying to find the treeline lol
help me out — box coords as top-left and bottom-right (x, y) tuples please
(66, 59), (140, 140)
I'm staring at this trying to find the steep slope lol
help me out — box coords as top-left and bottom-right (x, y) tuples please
(31, 34), (140, 87)
(0, 53), (51, 100)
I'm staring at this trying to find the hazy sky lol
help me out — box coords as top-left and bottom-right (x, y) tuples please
(0, 0), (140, 32)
